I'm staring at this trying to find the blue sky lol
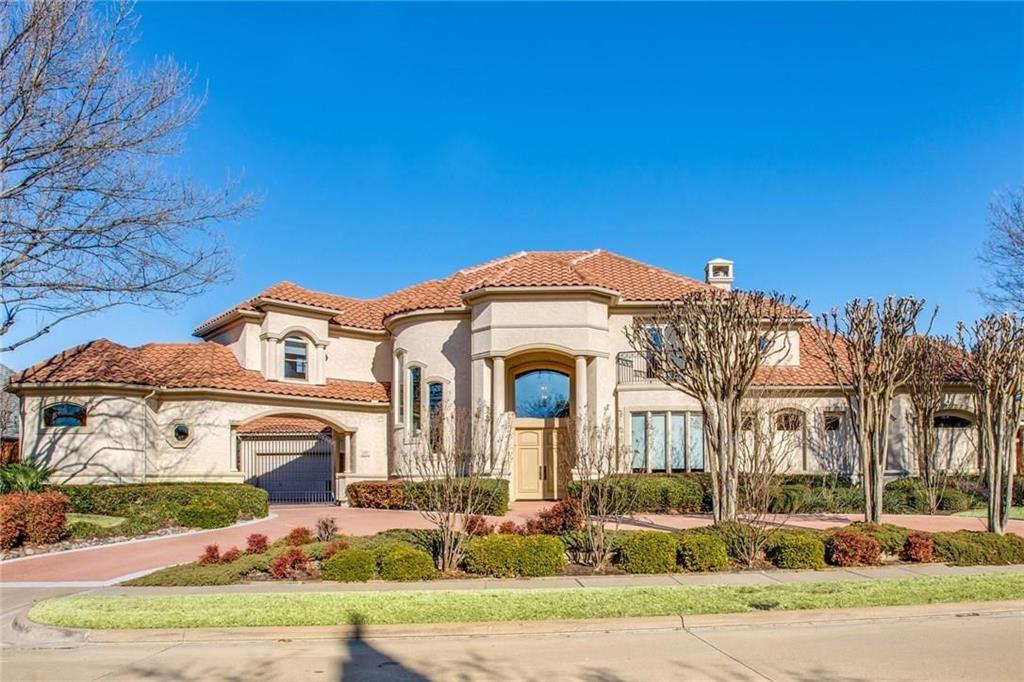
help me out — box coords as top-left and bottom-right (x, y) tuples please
(6, 2), (1023, 369)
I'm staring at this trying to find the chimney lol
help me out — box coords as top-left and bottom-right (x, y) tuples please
(704, 258), (734, 291)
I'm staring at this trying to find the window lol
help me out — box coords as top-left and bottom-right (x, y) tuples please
(631, 411), (704, 472)
(824, 412), (843, 432)
(428, 381), (444, 450)
(408, 366), (422, 434)
(934, 414), (973, 429)
(43, 402), (86, 427)
(775, 412), (803, 432)
(172, 424), (190, 442)
(283, 337), (308, 379)
(514, 369), (570, 418)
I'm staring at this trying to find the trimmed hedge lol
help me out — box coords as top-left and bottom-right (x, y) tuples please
(765, 531), (826, 569)
(46, 483), (268, 530)
(617, 531), (677, 574)
(0, 492), (71, 548)
(568, 474), (705, 514)
(374, 544), (436, 581)
(932, 531), (1024, 566)
(677, 532), (729, 572)
(465, 534), (566, 577)
(322, 548), (376, 582)
(847, 523), (910, 556)
(347, 479), (510, 516)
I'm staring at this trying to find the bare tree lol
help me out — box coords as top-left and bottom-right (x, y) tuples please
(733, 390), (813, 566)
(394, 404), (512, 572)
(1, 1), (252, 352)
(560, 409), (631, 571)
(904, 336), (964, 513)
(627, 290), (807, 523)
(979, 187), (1024, 313)
(809, 297), (930, 523)
(957, 314), (1024, 535)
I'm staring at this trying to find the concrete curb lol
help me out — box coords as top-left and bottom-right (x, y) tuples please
(15, 600), (1023, 644)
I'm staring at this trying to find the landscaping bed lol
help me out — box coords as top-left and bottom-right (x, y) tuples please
(0, 482), (269, 558)
(31, 572), (1024, 629)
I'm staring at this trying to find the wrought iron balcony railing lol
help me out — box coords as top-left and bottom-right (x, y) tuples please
(616, 351), (661, 384)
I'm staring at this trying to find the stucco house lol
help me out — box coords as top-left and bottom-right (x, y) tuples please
(8, 250), (985, 503)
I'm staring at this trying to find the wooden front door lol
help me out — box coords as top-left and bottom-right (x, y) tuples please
(514, 424), (561, 500)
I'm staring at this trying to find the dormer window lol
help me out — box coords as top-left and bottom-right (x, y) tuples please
(283, 337), (308, 380)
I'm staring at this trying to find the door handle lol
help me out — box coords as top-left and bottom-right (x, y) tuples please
(539, 465), (546, 481)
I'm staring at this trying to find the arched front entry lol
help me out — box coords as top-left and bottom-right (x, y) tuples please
(505, 351), (574, 501)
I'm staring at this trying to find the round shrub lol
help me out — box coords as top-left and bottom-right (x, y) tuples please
(701, 521), (755, 563)
(883, 478), (928, 514)
(902, 532), (935, 562)
(175, 498), (238, 529)
(464, 534), (566, 577)
(937, 490), (973, 513)
(677, 532), (729, 572)
(618, 531), (677, 574)
(375, 545), (436, 581)
(322, 548), (376, 582)
(826, 529), (881, 567)
(766, 532), (826, 569)
(246, 533), (269, 555)
(270, 547), (311, 580)
(286, 526), (314, 546)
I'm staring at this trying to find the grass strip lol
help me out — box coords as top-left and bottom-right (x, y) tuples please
(29, 573), (1024, 630)
(955, 507), (1024, 520)
(66, 513), (126, 528)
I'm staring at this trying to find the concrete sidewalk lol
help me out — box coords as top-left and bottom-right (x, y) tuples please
(1, 502), (1021, 586)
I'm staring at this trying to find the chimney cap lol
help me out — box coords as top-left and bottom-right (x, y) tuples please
(704, 258), (734, 291)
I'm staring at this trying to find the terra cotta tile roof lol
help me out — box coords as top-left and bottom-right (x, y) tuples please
(195, 250), (725, 333)
(10, 339), (390, 403)
(235, 416), (333, 434)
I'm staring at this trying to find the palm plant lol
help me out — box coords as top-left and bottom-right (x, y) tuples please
(0, 458), (55, 494)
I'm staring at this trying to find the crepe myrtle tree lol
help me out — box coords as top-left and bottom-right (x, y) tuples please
(0, 1), (253, 352)
(957, 314), (1024, 535)
(394, 403), (513, 572)
(904, 336), (969, 514)
(560, 408), (632, 571)
(627, 290), (807, 523)
(809, 297), (932, 524)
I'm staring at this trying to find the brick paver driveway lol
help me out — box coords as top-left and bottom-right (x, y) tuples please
(0, 504), (1019, 585)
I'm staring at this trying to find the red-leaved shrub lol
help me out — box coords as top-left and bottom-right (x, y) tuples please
(271, 547), (311, 579)
(321, 539), (350, 561)
(902, 532), (934, 563)
(246, 533), (269, 555)
(0, 492), (70, 549)
(0, 494), (25, 550)
(198, 544), (221, 565)
(346, 481), (409, 509)
(286, 526), (314, 546)
(220, 547), (242, 563)
(534, 499), (582, 533)
(826, 529), (882, 567)
(497, 520), (520, 535)
(464, 515), (494, 536)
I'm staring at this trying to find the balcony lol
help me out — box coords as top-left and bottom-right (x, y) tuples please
(616, 351), (659, 384)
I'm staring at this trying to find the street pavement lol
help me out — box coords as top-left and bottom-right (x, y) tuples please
(1, 604), (1021, 681)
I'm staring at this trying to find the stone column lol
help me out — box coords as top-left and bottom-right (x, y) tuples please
(575, 355), (588, 422)
(344, 432), (353, 474)
(492, 356), (506, 415)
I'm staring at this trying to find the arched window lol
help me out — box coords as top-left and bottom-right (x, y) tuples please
(44, 402), (87, 427)
(775, 411), (804, 432)
(283, 337), (308, 379)
(514, 369), (570, 418)
(934, 413), (973, 429)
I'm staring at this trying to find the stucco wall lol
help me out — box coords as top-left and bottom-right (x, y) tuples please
(19, 390), (390, 486)
(325, 332), (391, 384)
(392, 315), (472, 408)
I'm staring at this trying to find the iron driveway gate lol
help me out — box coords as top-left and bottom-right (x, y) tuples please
(237, 432), (334, 503)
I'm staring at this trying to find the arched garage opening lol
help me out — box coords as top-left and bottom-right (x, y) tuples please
(235, 415), (349, 504)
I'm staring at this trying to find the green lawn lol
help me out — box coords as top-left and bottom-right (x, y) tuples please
(29, 573), (1024, 630)
(955, 507), (1024, 520)
(66, 513), (126, 528)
